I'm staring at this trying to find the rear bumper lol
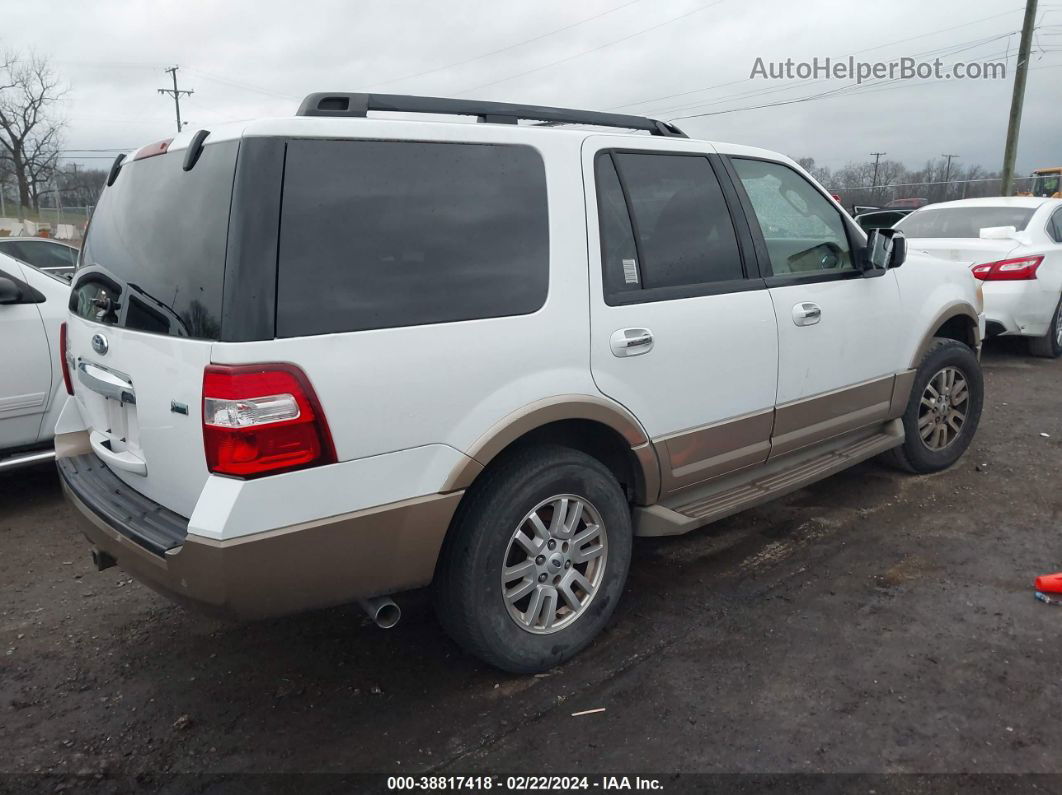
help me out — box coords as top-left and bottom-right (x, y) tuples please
(59, 452), (462, 619)
(982, 282), (1057, 338)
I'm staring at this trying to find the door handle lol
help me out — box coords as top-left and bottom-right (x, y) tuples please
(792, 302), (822, 327)
(78, 361), (136, 404)
(610, 328), (654, 357)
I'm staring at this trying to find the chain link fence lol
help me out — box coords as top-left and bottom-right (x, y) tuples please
(829, 175), (1037, 213)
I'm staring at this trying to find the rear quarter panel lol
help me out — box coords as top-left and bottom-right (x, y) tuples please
(208, 126), (601, 519)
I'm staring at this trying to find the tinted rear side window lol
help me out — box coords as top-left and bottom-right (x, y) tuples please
(609, 153), (744, 294)
(277, 140), (549, 337)
(76, 142), (238, 339)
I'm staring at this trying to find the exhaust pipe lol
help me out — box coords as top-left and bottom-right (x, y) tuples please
(91, 548), (116, 571)
(358, 596), (401, 629)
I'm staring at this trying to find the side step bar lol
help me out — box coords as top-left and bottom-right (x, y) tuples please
(634, 421), (903, 537)
(0, 448), (56, 472)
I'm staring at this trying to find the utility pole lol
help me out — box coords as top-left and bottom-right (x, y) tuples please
(870, 152), (886, 188)
(54, 175), (63, 229)
(1001, 0), (1037, 195)
(158, 66), (194, 132)
(941, 153), (959, 200)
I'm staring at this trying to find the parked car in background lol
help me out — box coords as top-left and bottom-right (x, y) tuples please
(897, 197), (1062, 357)
(0, 237), (80, 281)
(854, 208), (913, 232)
(56, 94), (984, 673)
(0, 251), (70, 470)
(886, 197), (929, 210)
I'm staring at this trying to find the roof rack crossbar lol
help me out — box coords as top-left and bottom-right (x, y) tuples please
(295, 92), (686, 137)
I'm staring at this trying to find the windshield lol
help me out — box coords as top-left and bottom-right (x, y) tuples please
(74, 141), (238, 339)
(896, 206), (1036, 238)
(1034, 174), (1060, 197)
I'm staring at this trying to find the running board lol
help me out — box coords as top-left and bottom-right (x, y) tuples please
(634, 421), (903, 537)
(0, 447), (56, 472)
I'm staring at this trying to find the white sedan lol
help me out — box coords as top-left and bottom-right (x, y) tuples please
(896, 197), (1062, 357)
(0, 251), (71, 470)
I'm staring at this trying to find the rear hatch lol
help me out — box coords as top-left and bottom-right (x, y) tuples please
(66, 139), (240, 518)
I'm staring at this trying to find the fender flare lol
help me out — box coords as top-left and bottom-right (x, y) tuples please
(911, 302), (981, 368)
(441, 394), (661, 503)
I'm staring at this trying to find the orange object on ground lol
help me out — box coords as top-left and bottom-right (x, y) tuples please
(1035, 573), (1062, 593)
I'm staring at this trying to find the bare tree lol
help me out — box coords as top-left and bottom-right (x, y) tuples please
(796, 157), (833, 187)
(0, 49), (65, 213)
(25, 134), (61, 210)
(56, 163), (106, 207)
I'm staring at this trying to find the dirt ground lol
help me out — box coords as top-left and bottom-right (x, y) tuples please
(1, 339), (1060, 789)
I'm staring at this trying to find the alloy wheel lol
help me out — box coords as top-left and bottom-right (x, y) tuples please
(918, 366), (969, 451)
(501, 495), (608, 635)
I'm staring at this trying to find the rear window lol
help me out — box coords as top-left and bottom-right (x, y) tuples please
(896, 206), (1036, 238)
(276, 139), (549, 337)
(74, 141), (239, 339)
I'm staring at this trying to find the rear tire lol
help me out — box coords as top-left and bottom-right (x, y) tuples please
(1028, 294), (1062, 358)
(881, 338), (983, 474)
(434, 445), (632, 674)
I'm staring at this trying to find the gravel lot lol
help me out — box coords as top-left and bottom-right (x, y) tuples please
(1, 340), (1060, 788)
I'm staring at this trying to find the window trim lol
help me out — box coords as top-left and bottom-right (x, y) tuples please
(592, 148), (763, 306)
(721, 154), (869, 284)
(1048, 207), (1062, 244)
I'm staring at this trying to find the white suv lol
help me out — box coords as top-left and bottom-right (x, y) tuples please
(57, 94), (984, 673)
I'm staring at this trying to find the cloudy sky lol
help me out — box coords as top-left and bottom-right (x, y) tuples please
(11, 0), (1062, 185)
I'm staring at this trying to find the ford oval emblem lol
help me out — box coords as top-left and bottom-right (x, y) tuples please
(91, 333), (109, 356)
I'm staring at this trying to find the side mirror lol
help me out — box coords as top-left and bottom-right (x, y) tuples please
(0, 271), (46, 305)
(0, 276), (22, 304)
(864, 229), (906, 273)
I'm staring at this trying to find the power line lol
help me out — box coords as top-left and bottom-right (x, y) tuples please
(358, 0), (651, 90)
(635, 33), (1016, 119)
(59, 148), (133, 153)
(185, 68), (299, 100)
(609, 7), (1026, 113)
(454, 0), (727, 95)
(611, 8), (1032, 117)
(666, 43), (1042, 122)
(642, 30), (1019, 119)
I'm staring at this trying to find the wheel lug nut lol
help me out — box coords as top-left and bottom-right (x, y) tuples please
(565, 561), (572, 569)
(535, 555), (545, 565)
(547, 540), (556, 550)
(538, 573), (547, 583)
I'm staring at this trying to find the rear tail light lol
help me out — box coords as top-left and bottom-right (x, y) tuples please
(59, 322), (74, 395)
(202, 364), (336, 478)
(971, 255), (1043, 281)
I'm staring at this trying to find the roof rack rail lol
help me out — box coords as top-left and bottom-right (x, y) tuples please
(295, 92), (687, 138)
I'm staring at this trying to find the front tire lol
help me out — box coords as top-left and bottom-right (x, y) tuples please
(1028, 294), (1062, 358)
(434, 445), (632, 674)
(883, 338), (983, 474)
